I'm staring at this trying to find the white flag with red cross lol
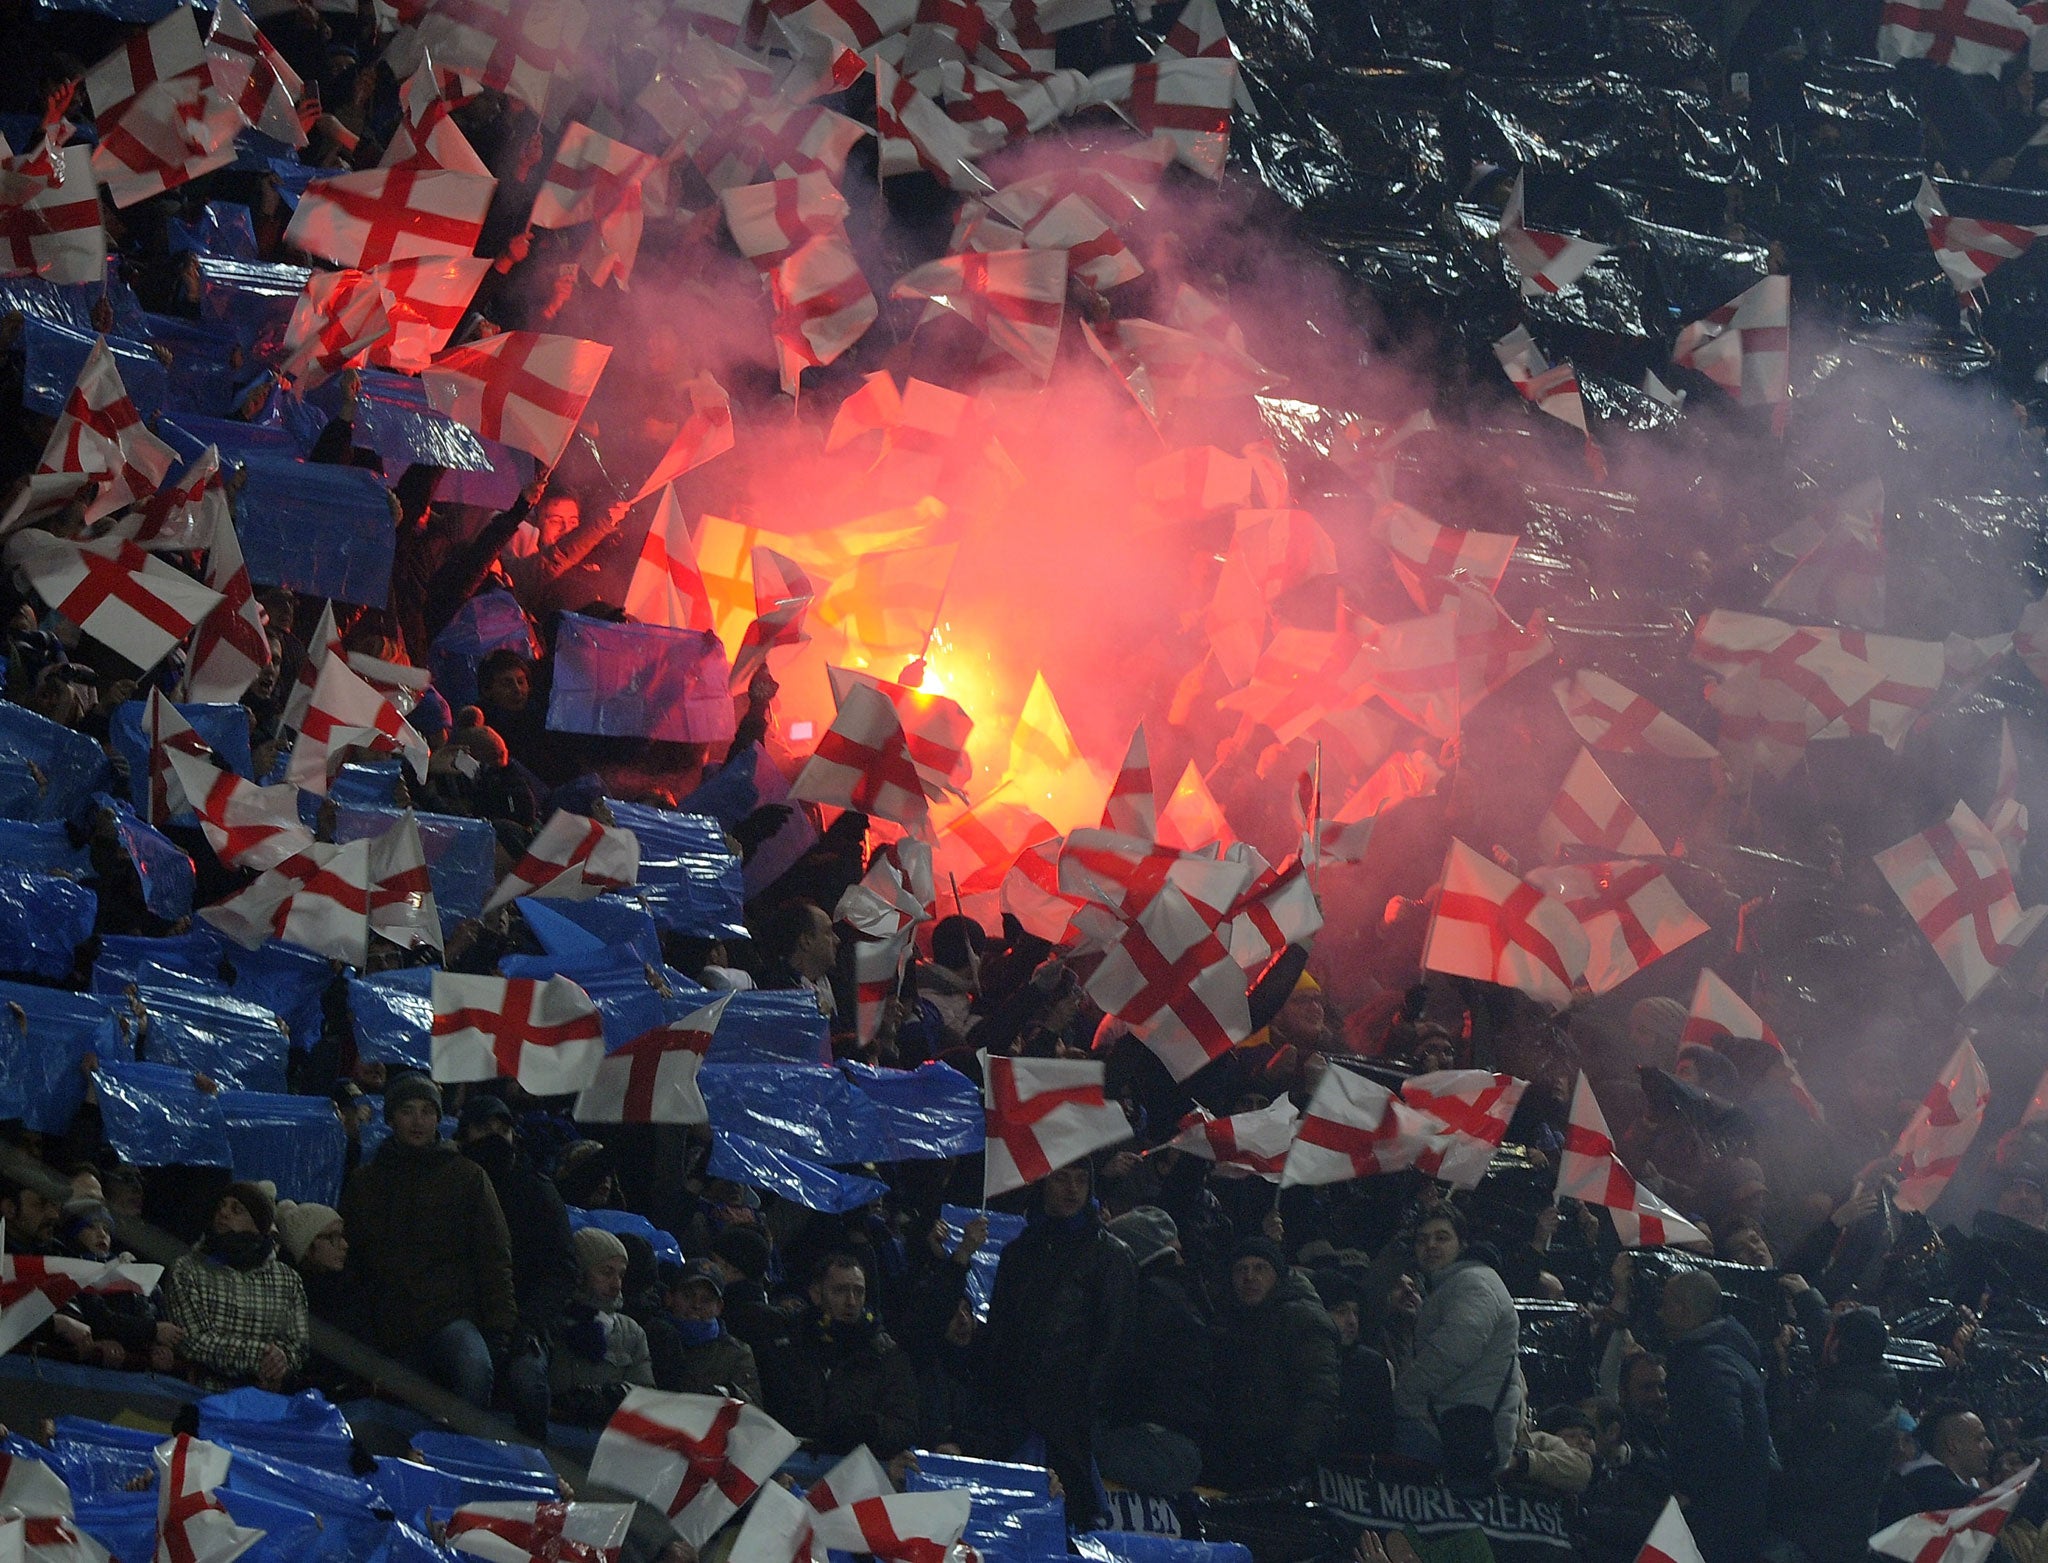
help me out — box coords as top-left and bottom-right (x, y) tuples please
(1014, 191), (1144, 291)
(937, 794), (1055, 898)
(730, 1481), (824, 1563)
(1086, 881), (1252, 1081)
(1057, 829), (1254, 922)
(142, 688), (218, 827)
(1002, 835), (1087, 942)
(36, 336), (180, 521)
(286, 651), (431, 795)
(1988, 718), (2027, 867)
(1084, 57), (1233, 178)
(86, 17), (242, 210)
(837, 854), (927, 1045)
(625, 487), (715, 633)
(280, 601), (341, 735)
(369, 254), (494, 374)
(530, 121), (658, 229)
(722, 172), (851, 271)
(1889, 1038), (1991, 1214)
(1695, 610), (1944, 756)
(934, 61), (1091, 155)
(153, 1436), (262, 1563)
(1680, 970), (1826, 1129)
(128, 444), (230, 554)
(207, 0), (305, 147)
(812, 1491), (970, 1563)
(1280, 1065), (1457, 1188)
(1156, 761), (1234, 854)
(1493, 326), (1589, 436)
(1867, 1459), (2036, 1562)
(0, 1447), (77, 1517)
(1764, 482), (1887, 630)
(6, 532), (219, 672)
(164, 748), (313, 872)
(5, 1511), (113, 1563)
(873, 56), (991, 191)
(1402, 1070), (1528, 1190)
(1674, 275), (1790, 434)
(1557, 1073), (1706, 1247)
(1538, 749), (1665, 863)
(770, 233), (878, 395)
(1875, 800), (2046, 1000)
(982, 1052), (1130, 1197)
(201, 837), (376, 962)
(1100, 724), (1158, 839)
(368, 811), (442, 955)
(1424, 840), (1589, 1008)
(893, 249), (1066, 381)
(1879, 0), (2028, 71)
(790, 681), (932, 829)
(1500, 172), (1608, 296)
(0, 142), (104, 287)
(431, 972), (607, 1096)
(1551, 670), (1716, 760)
(830, 669), (974, 793)
(183, 514), (271, 705)
(423, 331), (611, 468)
(446, 1501), (633, 1563)
(1524, 859), (1708, 995)
(1224, 864), (1323, 972)
(412, 0), (588, 114)
(280, 269), (391, 389)
(84, 7), (207, 131)
(1164, 1097), (1301, 1180)
(286, 166), (495, 269)
(815, 543), (958, 665)
(803, 1445), (893, 1521)
(1634, 1497), (1707, 1563)
(631, 375), (734, 503)
(383, 55), (491, 176)
(592, 1391), (800, 1547)
(574, 994), (730, 1126)
(1916, 176), (2048, 293)
(1380, 501), (1517, 614)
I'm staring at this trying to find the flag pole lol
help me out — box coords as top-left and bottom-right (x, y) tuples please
(1308, 740), (1323, 897)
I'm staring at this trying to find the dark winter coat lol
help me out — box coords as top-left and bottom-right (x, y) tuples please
(1775, 1360), (1901, 1563)
(1666, 1314), (1778, 1563)
(340, 1138), (518, 1355)
(1102, 1263), (1212, 1444)
(463, 1136), (578, 1341)
(983, 1212), (1137, 1455)
(780, 1310), (920, 1457)
(1206, 1269), (1341, 1487)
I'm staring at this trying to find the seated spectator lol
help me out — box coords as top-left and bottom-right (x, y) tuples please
(549, 1227), (655, 1425)
(276, 1201), (366, 1334)
(1206, 1235), (1340, 1490)
(651, 1258), (762, 1400)
(1315, 1270), (1396, 1464)
(53, 1197), (178, 1372)
(0, 1175), (60, 1254)
(165, 1183), (309, 1391)
(1098, 1206), (1211, 1496)
(781, 1251), (919, 1459)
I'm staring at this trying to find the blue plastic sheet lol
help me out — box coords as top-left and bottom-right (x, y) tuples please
(96, 929), (330, 1051)
(96, 1060), (233, 1168)
(0, 818), (92, 877)
(705, 987), (831, 1066)
(548, 616), (738, 745)
(323, 804), (494, 921)
(74, 1486), (329, 1563)
(398, 1430), (559, 1503)
(307, 370), (495, 474)
(498, 949), (676, 1051)
(842, 1062), (984, 1158)
(20, 319), (169, 420)
(41, 1417), (160, 1498)
(0, 275), (97, 334)
(708, 1130), (888, 1213)
(94, 794), (196, 920)
(363, 1518), (455, 1563)
(200, 1389), (356, 1474)
(1076, 1536), (1252, 1563)
(0, 979), (124, 1134)
(428, 590), (536, 709)
(138, 981), (291, 1092)
(347, 966), (437, 1071)
(235, 456), (397, 606)
(171, 203), (261, 262)
(697, 1062), (977, 1164)
(196, 255), (312, 355)
(433, 442), (531, 512)
(34, 0), (183, 18)
(0, 701), (114, 822)
(938, 1204), (1024, 1322)
(516, 896), (662, 965)
(0, 869), (96, 980)
(567, 1205), (684, 1268)
(220, 1089), (348, 1203)
(110, 697), (255, 823)
(221, 1445), (389, 1563)
(160, 414), (309, 472)
(675, 744), (759, 831)
(602, 801), (746, 940)
(144, 313), (245, 417)
(907, 1452), (1066, 1563)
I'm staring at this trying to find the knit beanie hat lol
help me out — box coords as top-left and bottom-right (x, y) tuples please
(383, 1072), (443, 1119)
(1106, 1206), (1179, 1269)
(275, 1201), (342, 1263)
(573, 1225), (628, 1275)
(711, 1225), (772, 1282)
(222, 1180), (277, 1236)
(1230, 1234), (1288, 1275)
(60, 1198), (113, 1245)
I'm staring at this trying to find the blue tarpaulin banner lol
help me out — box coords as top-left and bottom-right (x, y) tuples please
(0, 275), (96, 335)
(0, 701), (114, 822)
(428, 589), (536, 709)
(938, 1204), (1024, 1321)
(96, 929), (330, 1051)
(195, 255), (311, 355)
(697, 1062), (977, 1165)
(200, 1390), (355, 1474)
(0, 979), (122, 1134)
(143, 313), (245, 418)
(567, 1205), (684, 1268)
(0, 818), (92, 877)
(96, 1060), (234, 1168)
(704, 987), (831, 1066)
(136, 979), (291, 1092)
(93, 794), (196, 920)
(34, 0), (183, 19)
(674, 744), (759, 830)
(433, 439), (530, 512)
(21, 319), (169, 420)
(843, 1061), (984, 1158)
(347, 966), (436, 1071)
(707, 1130), (888, 1214)
(235, 456), (398, 605)
(325, 804), (495, 921)
(170, 202), (261, 261)
(516, 896), (663, 965)
(0, 869), (96, 979)
(220, 1090), (348, 1203)
(548, 615), (738, 745)
(497, 949), (677, 1051)
(906, 1454), (1065, 1563)
(602, 801), (746, 940)
(307, 369), (496, 474)
(110, 698), (255, 823)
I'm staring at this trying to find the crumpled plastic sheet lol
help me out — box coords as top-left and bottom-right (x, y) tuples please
(499, 947), (683, 1050)
(219, 1089), (349, 1205)
(195, 255), (312, 356)
(707, 1129), (889, 1212)
(141, 312), (246, 419)
(705, 985), (833, 1065)
(76, 1482), (323, 1563)
(33, 0), (182, 19)
(0, 818), (92, 878)
(159, 412), (309, 474)
(432, 436), (532, 512)
(95, 929), (331, 1051)
(93, 794), (195, 921)
(199, 1389), (355, 1474)
(135, 978), (292, 1093)
(516, 894), (664, 966)
(0, 275), (99, 335)
(0, 701), (114, 824)
(939, 1202), (1026, 1320)
(698, 1060), (983, 1164)
(170, 203), (261, 262)
(906, 1453), (1065, 1563)
(233, 455), (399, 608)
(220, 1442), (388, 1551)
(603, 800), (747, 940)
(1514, 1298), (1597, 1412)
(568, 1204), (684, 1268)
(1076, 1533), (1253, 1563)
(36, 1418), (160, 1499)
(428, 588), (539, 709)
(0, 978), (123, 1133)
(383, 1430), (560, 1508)
(839, 1061), (988, 1157)
(109, 700), (256, 825)
(1625, 1247), (1791, 1357)
(548, 617), (740, 746)
(95, 1059), (234, 1169)
(347, 966), (437, 1071)
(307, 368), (496, 474)
(325, 803), (495, 921)
(20, 318), (169, 420)
(0, 868), (96, 981)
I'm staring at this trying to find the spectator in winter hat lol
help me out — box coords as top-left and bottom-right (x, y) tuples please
(653, 1258), (762, 1401)
(165, 1183), (308, 1392)
(549, 1225), (655, 1425)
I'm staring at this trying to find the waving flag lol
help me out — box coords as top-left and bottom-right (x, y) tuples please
(84, 7), (206, 126)
(1085, 57), (1234, 178)
(431, 972), (607, 1096)
(769, 233), (878, 395)
(7, 532), (220, 672)
(384, 55), (492, 175)
(286, 166), (496, 269)
(1280, 1065), (1454, 1188)
(1087, 881), (1251, 1081)
(0, 142), (103, 286)
(1878, 0), (2028, 72)
(423, 331), (612, 467)
(1674, 275), (1790, 434)
(207, 0), (305, 147)
(1557, 1073), (1705, 1247)
(1007, 670), (1085, 786)
(1164, 1097), (1300, 1179)
(591, 1391), (799, 1546)
(1402, 1070), (1528, 1190)
(183, 515), (270, 704)
(446, 1502), (633, 1563)
(368, 811), (442, 955)
(1635, 1498), (1707, 1563)
(1867, 1460), (2036, 1562)
(280, 269), (391, 389)
(790, 681), (930, 829)
(1058, 829), (1253, 921)
(631, 374), (735, 501)
(982, 1052), (1130, 1197)
(940, 795), (1056, 897)
(1916, 177), (2048, 292)
(201, 836), (376, 962)
(836, 854), (926, 1046)
(828, 668), (974, 790)
(1225, 864), (1323, 971)
(153, 1436), (263, 1563)
(873, 55), (992, 191)
(1381, 501), (1517, 613)
(370, 255), (494, 373)
(414, 0), (588, 114)
(1765, 479), (1887, 628)
(1889, 1038), (1990, 1214)
(893, 249), (1066, 381)
(812, 1491), (970, 1563)
(286, 652), (431, 795)
(1424, 840), (1588, 1007)
(128, 444), (229, 554)
(529, 121), (659, 285)
(1874, 800), (2045, 1000)
(1156, 761), (1234, 852)
(1525, 859), (1707, 995)
(485, 808), (639, 913)
(1988, 718), (2027, 866)
(625, 487), (715, 631)
(815, 543), (957, 662)
(36, 336), (180, 521)
(165, 749), (311, 872)
(729, 1481), (823, 1563)
(1101, 724), (1157, 838)
(574, 994), (730, 1126)
(1538, 749), (1665, 862)
(1493, 326), (1588, 435)
(1553, 670), (1717, 760)
(722, 172), (851, 271)
(1500, 171), (1608, 295)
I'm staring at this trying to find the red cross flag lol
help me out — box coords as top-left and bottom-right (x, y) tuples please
(485, 808), (640, 913)
(804, 1445), (893, 1520)
(370, 255), (494, 374)
(1525, 859), (1708, 995)
(280, 269), (391, 389)
(1500, 171), (1608, 296)
(36, 336), (180, 521)
(1765, 480), (1887, 629)
(723, 172), (851, 271)
(837, 854), (927, 1046)
(982, 1052), (1131, 1197)
(0, 1449), (75, 1517)
(1101, 724), (1158, 839)
(812, 1491), (970, 1563)
(1280, 1065), (1456, 1188)
(446, 1501), (633, 1563)
(164, 749), (313, 871)
(1916, 176), (2048, 293)
(1635, 1496), (1707, 1563)
(1087, 881), (1252, 1081)
(207, 1), (305, 147)
(1330, 749), (1447, 836)
(368, 811), (442, 955)
(286, 166), (496, 269)
(153, 1436), (263, 1563)
(1695, 610), (1945, 753)
(414, 0), (588, 115)
(730, 543), (815, 688)
(383, 55), (491, 175)
(183, 515), (270, 705)
(1537, 749), (1665, 863)
(1557, 1073), (1705, 1247)
(1135, 445), (1255, 520)
(1493, 326), (1589, 435)
(130, 444), (230, 553)
(1880, 0), (2028, 70)
(142, 688), (218, 826)
(90, 77), (242, 210)
(828, 668), (974, 792)
(84, 6), (205, 124)
(729, 1481), (823, 1563)
(592, 1391), (800, 1546)
(531, 121), (659, 285)
(631, 374), (734, 502)
(1989, 717), (2027, 867)
(424, 330), (612, 467)
(1682, 968), (1789, 1064)
(1674, 275), (1791, 434)
(1552, 670), (1717, 760)
(1380, 501), (1517, 613)
(1057, 829), (1254, 922)
(1085, 57), (1234, 178)
(625, 487), (715, 632)
(1014, 191), (1144, 291)
(790, 681), (931, 829)
(1876, 800), (2045, 1000)
(286, 651), (432, 795)
(280, 601), (342, 734)
(201, 836), (376, 962)
(0, 141), (104, 286)
(431, 972), (607, 1096)
(873, 56), (992, 192)
(1424, 839), (1589, 1007)
(574, 992), (729, 1127)
(816, 543), (959, 665)
(1225, 864), (1324, 972)
(1402, 1070), (1528, 1190)
(893, 248), (1066, 381)
(1888, 1038), (1991, 1214)
(1156, 761), (1234, 853)
(1163, 1097), (1301, 1180)
(770, 233), (878, 395)
(1868, 1459), (2036, 1562)
(6, 532), (220, 672)
(939, 797), (1056, 902)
